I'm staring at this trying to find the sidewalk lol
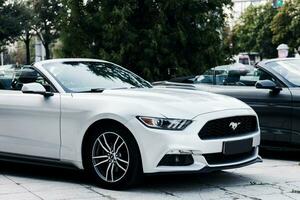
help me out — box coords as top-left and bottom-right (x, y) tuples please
(0, 158), (300, 200)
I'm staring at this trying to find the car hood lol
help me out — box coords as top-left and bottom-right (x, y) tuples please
(73, 88), (251, 119)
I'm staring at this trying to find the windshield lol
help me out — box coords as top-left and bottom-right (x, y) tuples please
(266, 59), (300, 87)
(42, 61), (152, 92)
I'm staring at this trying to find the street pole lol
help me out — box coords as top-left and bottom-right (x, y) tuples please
(0, 52), (3, 66)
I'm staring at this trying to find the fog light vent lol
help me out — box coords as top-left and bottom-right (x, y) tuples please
(158, 154), (194, 166)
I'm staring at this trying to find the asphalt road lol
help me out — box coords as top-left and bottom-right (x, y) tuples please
(0, 151), (300, 200)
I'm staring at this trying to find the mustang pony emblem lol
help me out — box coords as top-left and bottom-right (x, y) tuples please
(229, 122), (241, 130)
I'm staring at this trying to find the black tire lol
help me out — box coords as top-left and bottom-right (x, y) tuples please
(83, 124), (143, 190)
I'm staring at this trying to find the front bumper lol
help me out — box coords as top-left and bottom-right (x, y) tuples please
(200, 156), (262, 173)
(125, 109), (261, 174)
(145, 156), (262, 175)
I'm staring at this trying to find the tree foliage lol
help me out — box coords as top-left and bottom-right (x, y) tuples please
(32, 0), (66, 59)
(0, 0), (24, 50)
(232, 3), (278, 58)
(60, 0), (232, 81)
(1, 0), (65, 61)
(17, 2), (35, 64)
(271, 0), (300, 51)
(233, 1), (300, 58)
(60, 0), (89, 57)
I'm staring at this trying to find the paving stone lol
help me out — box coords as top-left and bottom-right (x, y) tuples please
(0, 158), (300, 200)
(0, 192), (40, 200)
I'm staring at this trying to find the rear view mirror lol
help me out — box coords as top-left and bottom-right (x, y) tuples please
(255, 80), (282, 92)
(22, 83), (53, 97)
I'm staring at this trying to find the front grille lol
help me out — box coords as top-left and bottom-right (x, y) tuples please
(199, 116), (257, 140)
(204, 148), (256, 165)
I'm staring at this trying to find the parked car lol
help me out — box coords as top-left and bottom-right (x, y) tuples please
(0, 59), (261, 189)
(154, 58), (300, 151)
(233, 52), (261, 66)
(166, 63), (254, 85)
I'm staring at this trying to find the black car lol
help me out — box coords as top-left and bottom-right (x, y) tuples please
(154, 58), (300, 151)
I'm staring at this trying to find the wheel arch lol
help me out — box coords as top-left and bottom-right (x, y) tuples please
(81, 118), (143, 171)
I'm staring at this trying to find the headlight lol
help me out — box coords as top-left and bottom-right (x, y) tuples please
(137, 116), (192, 130)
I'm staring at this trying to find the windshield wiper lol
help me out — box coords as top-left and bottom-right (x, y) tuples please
(78, 88), (105, 93)
(78, 86), (143, 93)
(110, 86), (142, 90)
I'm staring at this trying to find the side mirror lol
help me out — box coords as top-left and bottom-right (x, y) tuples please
(21, 83), (54, 97)
(255, 80), (282, 92)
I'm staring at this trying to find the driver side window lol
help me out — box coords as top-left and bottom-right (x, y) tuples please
(256, 69), (276, 83)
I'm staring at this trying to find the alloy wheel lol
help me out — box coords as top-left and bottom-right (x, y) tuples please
(92, 132), (130, 183)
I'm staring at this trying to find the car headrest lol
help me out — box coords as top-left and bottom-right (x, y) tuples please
(18, 69), (38, 84)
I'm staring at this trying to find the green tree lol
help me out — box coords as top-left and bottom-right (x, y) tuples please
(222, 25), (235, 63)
(60, 0), (89, 57)
(32, 0), (65, 59)
(61, 0), (232, 81)
(0, 0), (23, 50)
(232, 3), (278, 59)
(17, 2), (34, 64)
(150, 0), (233, 79)
(97, 0), (161, 79)
(271, 0), (300, 51)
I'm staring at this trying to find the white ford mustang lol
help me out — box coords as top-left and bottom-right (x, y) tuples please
(0, 59), (261, 189)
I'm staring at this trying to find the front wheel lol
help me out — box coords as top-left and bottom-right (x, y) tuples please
(83, 126), (142, 189)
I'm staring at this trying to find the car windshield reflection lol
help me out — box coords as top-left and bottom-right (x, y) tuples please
(42, 61), (152, 92)
(266, 59), (300, 87)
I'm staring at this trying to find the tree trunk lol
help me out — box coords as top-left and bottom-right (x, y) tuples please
(25, 34), (31, 65)
(44, 42), (50, 60)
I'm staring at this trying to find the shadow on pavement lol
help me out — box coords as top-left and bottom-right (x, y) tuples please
(260, 149), (300, 162)
(0, 161), (89, 184)
(0, 160), (251, 190)
(139, 171), (248, 190)
(0, 149), (297, 190)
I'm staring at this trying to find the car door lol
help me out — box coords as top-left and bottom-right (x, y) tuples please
(203, 67), (293, 148)
(0, 67), (61, 159)
(289, 88), (300, 148)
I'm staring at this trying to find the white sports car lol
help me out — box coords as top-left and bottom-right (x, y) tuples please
(0, 59), (261, 189)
